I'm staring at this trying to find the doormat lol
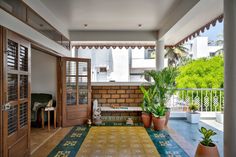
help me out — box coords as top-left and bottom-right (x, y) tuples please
(48, 123), (189, 157)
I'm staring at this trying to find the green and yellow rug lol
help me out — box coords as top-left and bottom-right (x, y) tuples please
(48, 124), (189, 157)
(48, 126), (89, 157)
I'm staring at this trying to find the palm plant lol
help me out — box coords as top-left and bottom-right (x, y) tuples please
(165, 45), (188, 67)
(145, 67), (178, 107)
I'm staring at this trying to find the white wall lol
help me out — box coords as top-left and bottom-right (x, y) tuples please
(77, 48), (112, 82)
(31, 49), (57, 100)
(110, 48), (129, 82)
(208, 45), (223, 53)
(192, 37), (209, 58)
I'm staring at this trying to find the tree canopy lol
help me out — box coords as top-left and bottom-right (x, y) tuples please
(176, 55), (224, 88)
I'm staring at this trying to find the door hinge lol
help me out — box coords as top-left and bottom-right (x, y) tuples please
(1, 103), (11, 111)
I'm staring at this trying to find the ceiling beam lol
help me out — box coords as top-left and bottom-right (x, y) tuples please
(70, 30), (158, 41)
(158, 0), (200, 40)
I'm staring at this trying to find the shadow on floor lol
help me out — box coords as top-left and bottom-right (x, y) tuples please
(168, 119), (224, 157)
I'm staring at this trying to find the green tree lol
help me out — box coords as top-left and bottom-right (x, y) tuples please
(176, 56), (224, 111)
(176, 55), (224, 88)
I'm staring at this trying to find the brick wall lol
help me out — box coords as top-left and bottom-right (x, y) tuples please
(92, 86), (144, 121)
(92, 86), (143, 107)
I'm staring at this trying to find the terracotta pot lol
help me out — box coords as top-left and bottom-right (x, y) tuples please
(141, 112), (152, 128)
(165, 108), (170, 126)
(195, 143), (220, 157)
(152, 115), (165, 130)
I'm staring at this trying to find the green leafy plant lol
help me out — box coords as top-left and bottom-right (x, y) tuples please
(151, 104), (166, 118)
(199, 127), (217, 147)
(140, 85), (157, 114)
(189, 103), (199, 113)
(145, 67), (178, 107)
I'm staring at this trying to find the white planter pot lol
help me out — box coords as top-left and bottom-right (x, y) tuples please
(216, 113), (224, 124)
(186, 112), (200, 124)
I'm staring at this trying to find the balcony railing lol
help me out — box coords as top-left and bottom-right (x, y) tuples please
(167, 88), (224, 112)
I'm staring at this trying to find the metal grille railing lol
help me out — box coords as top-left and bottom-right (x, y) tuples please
(166, 88), (224, 112)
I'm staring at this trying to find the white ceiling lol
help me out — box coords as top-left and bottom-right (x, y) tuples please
(40, 0), (181, 31)
(163, 0), (223, 45)
(38, 0), (223, 45)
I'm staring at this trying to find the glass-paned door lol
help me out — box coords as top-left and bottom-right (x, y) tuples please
(2, 30), (31, 157)
(62, 57), (91, 126)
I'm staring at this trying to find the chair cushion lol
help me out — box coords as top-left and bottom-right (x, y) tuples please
(31, 93), (53, 108)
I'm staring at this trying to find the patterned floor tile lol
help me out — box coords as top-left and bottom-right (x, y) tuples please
(76, 126), (160, 157)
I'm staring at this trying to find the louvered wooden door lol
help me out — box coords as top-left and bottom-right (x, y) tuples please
(2, 30), (31, 157)
(62, 57), (91, 126)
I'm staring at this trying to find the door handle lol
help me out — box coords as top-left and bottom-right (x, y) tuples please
(1, 103), (11, 111)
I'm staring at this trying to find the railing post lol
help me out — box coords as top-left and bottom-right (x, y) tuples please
(210, 90), (213, 112)
(201, 89), (203, 112)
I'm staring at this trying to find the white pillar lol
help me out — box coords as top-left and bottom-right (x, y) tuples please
(156, 40), (165, 71)
(224, 0), (236, 156)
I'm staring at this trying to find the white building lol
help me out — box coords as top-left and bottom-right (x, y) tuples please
(186, 37), (223, 59)
(75, 47), (157, 82)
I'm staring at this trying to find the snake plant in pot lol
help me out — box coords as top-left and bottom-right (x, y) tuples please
(151, 104), (166, 130)
(140, 85), (157, 128)
(145, 67), (178, 126)
(195, 127), (220, 157)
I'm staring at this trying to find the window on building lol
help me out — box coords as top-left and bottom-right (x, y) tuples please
(144, 49), (155, 59)
(99, 67), (107, 72)
(210, 52), (216, 57)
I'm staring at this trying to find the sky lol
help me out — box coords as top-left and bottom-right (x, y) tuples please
(200, 21), (223, 42)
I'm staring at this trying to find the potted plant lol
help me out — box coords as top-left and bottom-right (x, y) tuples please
(195, 127), (220, 157)
(151, 104), (166, 130)
(186, 103), (200, 123)
(145, 67), (178, 126)
(140, 85), (157, 128)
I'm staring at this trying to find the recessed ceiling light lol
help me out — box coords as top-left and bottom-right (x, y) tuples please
(84, 24), (88, 27)
(138, 24), (142, 28)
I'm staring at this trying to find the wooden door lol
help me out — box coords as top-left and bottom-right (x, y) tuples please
(62, 57), (91, 127)
(2, 30), (31, 157)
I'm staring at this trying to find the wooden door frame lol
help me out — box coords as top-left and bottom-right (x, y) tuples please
(0, 25), (3, 157)
(0, 25), (65, 156)
(56, 57), (62, 127)
(1, 28), (31, 157)
(30, 45), (63, 127)
(61, 57), (92, 127)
